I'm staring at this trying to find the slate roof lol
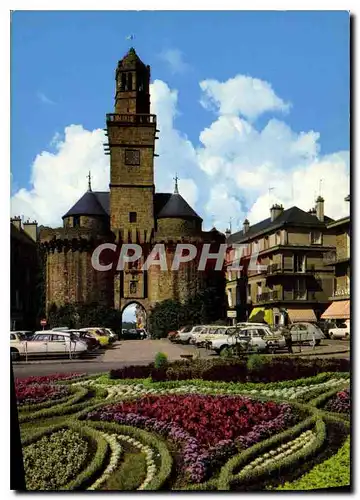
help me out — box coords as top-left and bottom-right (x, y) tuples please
(228, 206), (333, 244)
(62, 191), (108, 219)
(62, 191), (195, 220)
(157, 193), (202, 221)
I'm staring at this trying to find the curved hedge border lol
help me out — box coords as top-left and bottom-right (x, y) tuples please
(217, 412), (320, 490)
(277, 435), (350, 490)
(21, 421), (109, 490)
(18, 386), (89, 423)
(85, 421), (173, 491)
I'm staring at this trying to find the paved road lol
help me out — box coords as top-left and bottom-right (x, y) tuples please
(13, 338), (350, 379)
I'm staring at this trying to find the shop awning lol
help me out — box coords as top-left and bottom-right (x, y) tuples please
(287, 308), (317, 323)
(321, 300), (350, 320)
(249, 307), (273, 324)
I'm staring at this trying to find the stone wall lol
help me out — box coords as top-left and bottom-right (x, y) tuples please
(45, 247), (113, 312)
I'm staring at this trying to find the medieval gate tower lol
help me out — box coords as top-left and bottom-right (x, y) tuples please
(40, 48), (225, 324)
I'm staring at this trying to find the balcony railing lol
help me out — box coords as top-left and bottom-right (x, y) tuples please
(106, 113), (157, 125)
(333, 286), (350, 297)
(267, 263), (318, 274)
(256, 290), (279, 303)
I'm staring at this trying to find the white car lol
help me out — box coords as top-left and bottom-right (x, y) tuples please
(328, 320), (350, 340)
(176, 325), (208, 344)
(210, 325), (286, 355)
(10, 331), (88, 360)
(289, 323), (325, 345)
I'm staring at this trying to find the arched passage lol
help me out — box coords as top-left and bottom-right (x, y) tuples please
(121, 301), (148, 338)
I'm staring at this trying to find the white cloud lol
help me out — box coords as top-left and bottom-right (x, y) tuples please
(11, 73), (349, 236)
(11, 125), (109, 226)
(159, 48), (189, 74)
(200, 75), (291, 121)
(37, 91), (56, 105)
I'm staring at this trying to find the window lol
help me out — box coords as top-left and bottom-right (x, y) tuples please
(10, 334), (16, 341)
(294, 278), (306, 299)
(227, 290), (233, 307)
(35, 334), (51, 342)
(275, 231), (281, 245)
(128, 73), (133, 91)
(129, 212), (137, 223)
(257, 282), (262, 295)
(52, 334), (65, 342)
(294, 254), (306, 272)
(264, 236), (269, 249)
(253, 240), (259, 253)
(125, 149), (140, 166)
(310, 231), (322, 245)
(130, 281), (137, 294)
(73, 216), (80, 227)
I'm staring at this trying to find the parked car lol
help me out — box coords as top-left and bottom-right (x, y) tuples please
(328, 320), (350, 340)
(11, 330), (33, 340)
(10, 331), (88, 360)
(66, 329), (100, 350)
(289, 322), (325, 345)
(79, 328), (110, 346)
(175, 325), (205, 344)
(209, 325), (286, 355)
(89, 327), (117, 343)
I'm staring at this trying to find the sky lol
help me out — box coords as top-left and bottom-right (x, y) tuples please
(10, 10), (350, 320)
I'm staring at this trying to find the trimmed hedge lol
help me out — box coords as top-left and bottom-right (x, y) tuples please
(109, 357), (349, 383)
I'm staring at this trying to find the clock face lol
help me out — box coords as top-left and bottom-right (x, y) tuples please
(125, 149), (140, 166)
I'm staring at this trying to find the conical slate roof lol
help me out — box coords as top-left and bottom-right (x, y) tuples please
(63, 191), (108, 219)
(157, 193), (202, 221)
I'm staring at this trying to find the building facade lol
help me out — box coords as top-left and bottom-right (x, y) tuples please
(40, 48), (225, 324)
(10, 217), (40, 330)
(225, 198), (337, 326)
(321, 196), (350, 322)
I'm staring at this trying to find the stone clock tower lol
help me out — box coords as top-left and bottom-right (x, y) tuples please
(105, 47), (158, 310)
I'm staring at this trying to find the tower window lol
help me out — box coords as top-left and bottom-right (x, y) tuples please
(128, 73), (133, 91)
(121, 73), (126, 91)
(130, 281), (137, 294)
(129, 212), (137, 223)
(73, 216), (80, 227)
(125, 149), (140, 165)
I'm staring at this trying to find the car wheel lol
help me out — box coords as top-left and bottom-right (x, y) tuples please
(219, 345), (229, 356)
(186, 338), (191, 345)
(10, 348), (20, 361)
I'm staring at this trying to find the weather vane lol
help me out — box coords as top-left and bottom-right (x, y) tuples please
(173, 173), (179, 194)
(87, 171), (92, 192)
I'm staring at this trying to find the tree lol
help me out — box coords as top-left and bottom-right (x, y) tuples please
(148, 299), (184, 339)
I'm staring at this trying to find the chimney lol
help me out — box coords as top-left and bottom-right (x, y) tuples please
(23, 220), (38, 242)
(270, 204), (284, 222)
(10, 216), (22, 231)
(243, 219), (250, 234)
(308, 207), (317, 216)
(315, 196), (324, 222)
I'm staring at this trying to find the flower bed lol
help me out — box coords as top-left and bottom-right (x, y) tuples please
(18, 369), (351, 491)
(86, 394), (296, 482)
(16, 382), (70, 405)
(16, 373), (85, 385)
(23, 428), (88, 490)
(324, 388), (350, 415)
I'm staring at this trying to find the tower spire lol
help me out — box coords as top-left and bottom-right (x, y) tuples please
(173, 173), (179, 194)
(87, 171), (92, 192)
